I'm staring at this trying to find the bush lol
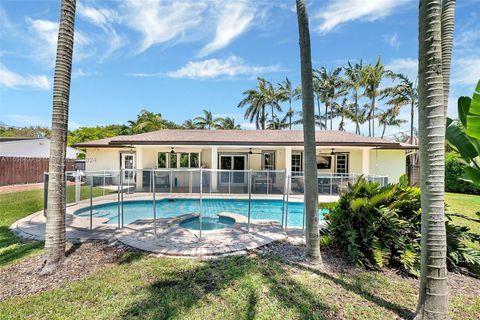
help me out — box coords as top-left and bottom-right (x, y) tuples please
(324, 176), (480, 276)
(445, 152), (480, 195)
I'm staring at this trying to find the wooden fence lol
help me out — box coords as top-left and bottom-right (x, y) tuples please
(0, 157), (75, 186)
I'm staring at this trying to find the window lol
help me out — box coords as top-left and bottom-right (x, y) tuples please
(170, 153), (177, 168)
(162, 152), (200, 168)
(157, 152), (167, 168)
(179, 153), (189, 168)
(262, 151), (275, 170)
(291, 153), (302, 175)
(335, 153), (349, 174)
(316, 155), (332, 169)
(190, 153), (199, 168)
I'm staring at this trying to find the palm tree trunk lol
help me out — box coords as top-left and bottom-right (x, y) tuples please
(271, 105), (275, 126)
(261, 105), (266, 130)
(354, 93), (360, 134)
(324, 102), (328, 130)
(41, 0), (76, 275)
(289, 99), (292, 130)
(372, 95), (376, 137)
(410, 100), (415, 144)
(316, 96), (322, 129)
(329, 98), (333, 130)
(296, 0), (321, 262)
(415, 0), (449, 318)
(441, 0), (456, 121)
(381, 124), (386, 139)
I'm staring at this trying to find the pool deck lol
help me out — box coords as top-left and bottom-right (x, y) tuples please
(10, 193), (337, 258)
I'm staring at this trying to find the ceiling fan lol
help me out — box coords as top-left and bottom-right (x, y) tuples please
(248, 148), (263, 155)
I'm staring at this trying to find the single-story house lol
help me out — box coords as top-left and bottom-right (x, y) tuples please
(73, 130), (416, 195)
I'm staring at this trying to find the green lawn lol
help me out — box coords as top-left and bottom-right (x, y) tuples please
(0, 186), (110, 267)
(446, 192), (480, 250)
(0, 190), (478, 319)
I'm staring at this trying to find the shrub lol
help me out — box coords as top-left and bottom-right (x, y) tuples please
(445, 152), (480, 195)
(324, 176), (480, 276)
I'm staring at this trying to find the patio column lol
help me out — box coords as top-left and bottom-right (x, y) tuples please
(284, 147), (292, 192)
(362, 148), (370, 177)
(135, 146), (143, 191)
(211, 146), (218, 192)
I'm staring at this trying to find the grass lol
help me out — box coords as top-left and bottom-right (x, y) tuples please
(446, 192), (480, 250)
(0, 190), (478, 319)
(0, 186), (110, 267)
(0, 254), (478, 320)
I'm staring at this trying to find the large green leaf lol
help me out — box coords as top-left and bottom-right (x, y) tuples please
(466, 114), (480, 140)
(446, 122), (478, 159)
(458, 96), (471, 127)
(464, 166), (480, 185)
(469, 80), (480, 115)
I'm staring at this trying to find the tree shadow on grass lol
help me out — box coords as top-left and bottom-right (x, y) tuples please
(0, 226), (43, 267)
(289, 261), (415, 319)
(121, 256), (260, 320)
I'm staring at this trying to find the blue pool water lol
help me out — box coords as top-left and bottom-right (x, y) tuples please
(180, 216), (236, 230)
(74, 198), (327, 228)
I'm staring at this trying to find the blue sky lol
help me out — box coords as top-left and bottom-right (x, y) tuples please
(0, 0), (479, 138)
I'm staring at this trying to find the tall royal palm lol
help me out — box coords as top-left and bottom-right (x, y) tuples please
(194, 110), (217, 130)
(312, 69), (325, 129)
(278, 77), (301, 130)
(377, 106), (406, 139)
(361, 58), (388, 137)
(382, 73), (418, 144)
(415, 0), (455, 318)
(441, 0), (456, 121)
(215, 117), (241, 130)
(41, 0), (76, 274)
(332, 98), (352, 131)
(315, 67), (346, 130)
(344, 60), (364, 134)
(296, 0), (321, 262)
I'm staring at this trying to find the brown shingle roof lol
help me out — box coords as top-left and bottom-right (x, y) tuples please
(72, 130), (417, 149)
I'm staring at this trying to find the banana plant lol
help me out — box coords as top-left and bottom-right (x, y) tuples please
(446, 80), (480, 185)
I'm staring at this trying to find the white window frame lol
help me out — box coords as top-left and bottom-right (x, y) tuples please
(335, 153), (349, 174)
(157, 152), (201, 168)
(291, 152), (303, 175)
(262, 151), (276, 170)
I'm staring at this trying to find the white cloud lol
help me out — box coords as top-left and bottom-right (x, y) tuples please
(198, 1), (255, 57)
(0, 65), (50, 90)
(121, 0), (207, 54)
(26, 17), (90, 66)
(77, 2), (123, 60)
(384, 33), (400, 48)
(385, 58), (418, 81)
(314, 0), (411, 33)
(451, 58), (480, 86)
(3, 114), (49, 126)
(166, 56), (282, 80)
(73, 68), (98, 78)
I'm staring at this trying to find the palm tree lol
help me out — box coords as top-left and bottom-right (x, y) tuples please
(295, 111), (325, 129)
(296, 0), (321, 262)
(41, 0), (77, 274)
(215, 117), (241, 130)
(441, 0), (456, 122)
(267, 115), (289, 130)
(344, 60), (364, 134)
(182, 119), (199, 129)
(377, 106), (406, 138)
(415, 0), (455, 318)
(361, 57), (389, 137)
(194, 109), (217, 130)
(278, 77), (301, 130)
(332, 98), (352, 131)
(315, 67), (347, 130)
(282, 107), (297, 130)
(130, 109), (167, 133)
(312, 70), (324, 129)
(382, 73), (418, 144)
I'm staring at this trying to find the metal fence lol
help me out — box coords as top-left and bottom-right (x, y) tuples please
(43, 169), (388, 238)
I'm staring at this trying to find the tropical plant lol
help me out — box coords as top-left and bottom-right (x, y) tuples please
(344, 60), (364, 134)
(324, 177), (480, 275)
(128, 109), (174, 133)
(41, 0), (77, 274)
(377, 106), (406, 139)
(238, 78), (280, 130)
(332, 98), (352, 131)
(215, 117), (241, 130)
(382, 73), (418, 144)
(361, 57), (389, 137)
(314, 67), (347, 130)
(445, 152), (480, 194)
(296, 0), (321, 262)
(267, 115), (289, 130)
(194, 110), (218, 130)
(416, 0), (455, 318)
(182, 119), (199, 129)
(446, 80), (480, 185)
(278, 77), (301, 130)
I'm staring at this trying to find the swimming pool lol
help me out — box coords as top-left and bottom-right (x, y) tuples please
(180, 216), (236, 230)
(74, 198), (327, 228)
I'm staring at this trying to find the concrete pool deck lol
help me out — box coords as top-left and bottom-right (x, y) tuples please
(10, 193), (337, 258)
